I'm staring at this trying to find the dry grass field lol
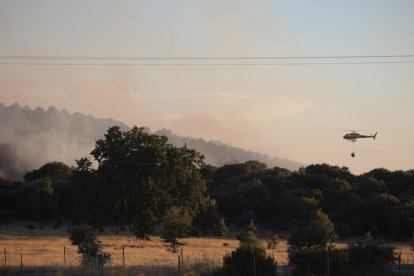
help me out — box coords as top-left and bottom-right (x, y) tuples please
(1, 221), (413, 274)
(0, 221), (289, 274)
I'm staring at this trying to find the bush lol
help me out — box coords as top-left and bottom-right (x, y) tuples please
(215, 221), (277, 276)
(68, 224), (111, 269)
(289, 248), (349, 275)
(214, 217), (228, 237)
(161, 206), (192, 252)
(235, 219), (257, 245)
(288, 240), (396, 275)
(215, 246), (277, 276)
(192, 200), (220, 235)
(288, 210), (336, 250)
(347, 241), (396, 274)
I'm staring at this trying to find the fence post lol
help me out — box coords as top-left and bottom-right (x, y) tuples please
(122, 246), (125, 267)
(398, 251), (401, 276)
(178, 254), (181, 274)
(20, 253), (23, 275)
(180, 247), (184, 271)
(253, 255), (256, 276)
(327, 248), (330, 276)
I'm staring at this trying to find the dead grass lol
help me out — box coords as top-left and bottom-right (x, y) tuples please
(0, 222), (413, 272)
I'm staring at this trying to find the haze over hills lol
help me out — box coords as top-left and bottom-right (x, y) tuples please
(0, 103), (302, 180)
(155, 128), (302, 171)
(0, 102), (129, 180)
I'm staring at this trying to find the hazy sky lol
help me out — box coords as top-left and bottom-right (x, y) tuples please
(1, 0), (414, 174)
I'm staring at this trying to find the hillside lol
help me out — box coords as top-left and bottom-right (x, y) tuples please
(0, 103), (301, 180)
(155, 128), (302, 170)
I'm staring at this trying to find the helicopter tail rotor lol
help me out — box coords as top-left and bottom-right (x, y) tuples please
(373, 132), (378, 140)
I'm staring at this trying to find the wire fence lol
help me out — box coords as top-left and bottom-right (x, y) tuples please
(0, 246), (225, 275)
(1, 247), (414, 275)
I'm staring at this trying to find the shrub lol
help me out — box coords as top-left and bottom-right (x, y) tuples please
(289, 247), (348, 275)
(68, 224), (111, 269)
(288, 210), (336, 250)
(161, 206), (192, 252)
(288, 240), (396, 275)
(214, 217), (228, 237)
(235, 219), (257, 245)
(215, 221), (277, 276)
(347, 241), (396, 274)
(216, 246), (277, 276)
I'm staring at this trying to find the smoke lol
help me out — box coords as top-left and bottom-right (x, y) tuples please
(156, 128), (303, 171)
(0, 102), (303, 181)
(0, 103), (128, 180)
(0, 143), (31, 180)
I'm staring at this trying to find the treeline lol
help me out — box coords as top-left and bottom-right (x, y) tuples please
(1, 126), (414, 243)
(206, 161), (414, 240)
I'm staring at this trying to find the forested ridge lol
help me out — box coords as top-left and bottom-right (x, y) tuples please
(0, 125), (413, 242)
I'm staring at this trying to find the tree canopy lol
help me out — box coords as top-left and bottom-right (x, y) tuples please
(72, 126), (207, 238)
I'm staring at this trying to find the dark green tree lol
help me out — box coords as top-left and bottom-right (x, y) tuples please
(72, 126), (207, 238)
(236, 220), (258, 245)
(289, 219), (396, 275)
(260, 166), (291, 197)
(192, 197), (221, 235)
(289, 247), (349, 276)
(278, 192), (319, 228)
(365, 193), (400, 237)
(353, 176), (387, 198)
(24, 161), (72, 182)
(212, 161), (267, 184)
(0, 177), (18, 221)
(72, 158), (109, 227)
(25, 161), (74, 219)
(214, 217), (228, 237)
(160, 206), (192, 252)
(17, 178), (59, 221)
(304, 163), (353, 181)
(333, 193), (368, 235)
(215, 221), (277, 276)
(288, 210), (336, 250)
(68, 224), (111, 269)
(389, 200), (414, 240)
(347, 239), (396, 274)
(213, 178), (272, 220)
(320, 179), (351, 213)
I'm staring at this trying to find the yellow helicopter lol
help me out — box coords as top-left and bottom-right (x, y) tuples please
(342, 130), (378, 157)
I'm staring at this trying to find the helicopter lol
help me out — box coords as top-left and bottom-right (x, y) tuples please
(342, 130), (378, 157)
(343, 131), (378, 142)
